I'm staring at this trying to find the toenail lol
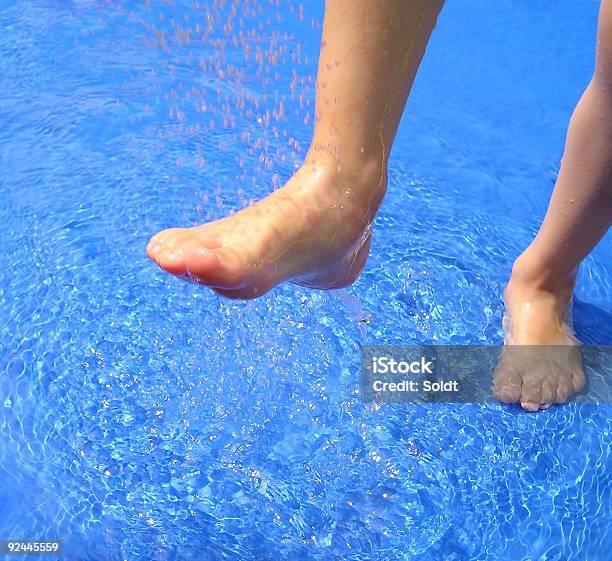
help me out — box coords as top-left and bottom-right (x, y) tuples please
(521, 402), (540, 412)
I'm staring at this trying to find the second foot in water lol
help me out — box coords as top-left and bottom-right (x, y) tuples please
(146, 163), (384, 299)
(492, 275), (586, 412)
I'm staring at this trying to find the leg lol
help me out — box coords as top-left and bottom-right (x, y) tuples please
(494, 0), (612, 411)
(147, 0), (443, 299)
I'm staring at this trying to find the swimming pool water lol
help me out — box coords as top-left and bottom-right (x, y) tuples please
(0, 1), (610, 559)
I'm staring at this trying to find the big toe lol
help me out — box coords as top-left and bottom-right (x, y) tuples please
(492, 368), (523, 404)
(184, 246), (247, 289)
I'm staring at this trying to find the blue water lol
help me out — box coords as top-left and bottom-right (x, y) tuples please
(1, 1), (611, 560)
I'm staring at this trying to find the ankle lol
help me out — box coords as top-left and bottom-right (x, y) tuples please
(302, 147), (388, 219)
(509, 251), (577, 296)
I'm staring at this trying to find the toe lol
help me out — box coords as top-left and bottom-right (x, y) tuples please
(152, 228), (183, 248)
(147, 240), (163, 262)
(146, 235), (165, 261)
(571, 366), (586, 393)
(157, 247), (188, 275)
(185, 247), (246, 289)
(555, 377), (572, 404)
(492, 370), (523, 404)
(147, 228), (185, 261)
(539, 379), (556, 410)
(520, 380), (544, 412)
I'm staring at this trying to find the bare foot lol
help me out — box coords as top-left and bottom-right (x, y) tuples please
(146, 158), (385, 299)
(493, 263), (586, 411)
